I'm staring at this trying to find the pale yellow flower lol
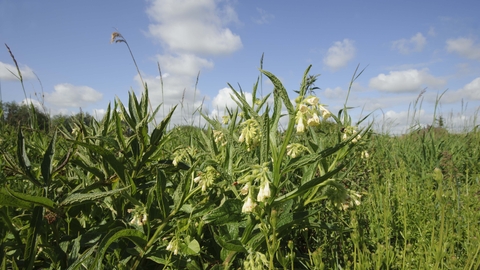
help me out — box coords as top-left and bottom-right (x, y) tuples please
(307, 113), (320, 126)
(305, 96), (319, 106)
(242, 197), (257, 213)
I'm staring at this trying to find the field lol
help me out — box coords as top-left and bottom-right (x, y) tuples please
(1, 48), (480, 269)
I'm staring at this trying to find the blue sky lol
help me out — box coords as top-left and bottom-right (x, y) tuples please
(1, 0), (479, 133)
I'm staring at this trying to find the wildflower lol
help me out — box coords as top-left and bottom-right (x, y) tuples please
(299, 103), (309, 113)
(296, 120), (305, 133)
(128, 208), (147, 226)
(194, 166), (218, 192)
(222, 115), (230, 125)
(242, 196), (257, 213)
(319, 105), (331, 119)
(240, 182), (250, 195)
(213, 130), (226, 146)
(305, 96), (319, 106)
(361, 151), (370, 159)
(307, 113), (320, 126)
(166, 238), (179, 255)
(238, 119), (260, 151)
(257, 181), (271, 202)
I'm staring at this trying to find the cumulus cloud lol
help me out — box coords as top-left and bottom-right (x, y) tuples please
(369, 69), (446, 93)
(45, 83), (103, 108)
(446, 37), (480, 60)
(157, 53), (214, 78)
(442, 77), (480, 103)
(323, 39), (356, 70)
(252, 8), (274, 24)
(0, 61), (36, 81)
(392, 33), (426, 54)
(146, 0), (242, 55)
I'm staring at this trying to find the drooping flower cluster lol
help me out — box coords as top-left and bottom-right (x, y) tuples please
(295, 95), (331, 133)
(238, 119), (260, 151)
(127, 207), (148, 226)
(172, 146), (197, 166)
(237, 163), (272, 213)
(213, 130), (227, 146)
(166, 237), (180, 255)
(193, 166), (219, 192)
(341, 126), (362, 143)
(286, 143), (310, 158)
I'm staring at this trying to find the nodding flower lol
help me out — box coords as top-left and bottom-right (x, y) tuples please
(242, 196), (257, 213)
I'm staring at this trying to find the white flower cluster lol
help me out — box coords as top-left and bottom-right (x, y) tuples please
(295, 96), (331, 133)
(238, 163), (272, 213)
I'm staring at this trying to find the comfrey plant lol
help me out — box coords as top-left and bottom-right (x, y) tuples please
(198, 65), (371, 269)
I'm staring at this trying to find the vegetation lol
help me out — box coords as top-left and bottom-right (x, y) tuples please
(1, 42), (479, 270)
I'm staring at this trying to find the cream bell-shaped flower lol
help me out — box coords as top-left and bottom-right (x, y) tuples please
(257, 181), (271, 202)
(307, 113), (320, 126)
(242, 196), (257, 213)
(296, 119), (305, 133)
(305, 96), (319, 106)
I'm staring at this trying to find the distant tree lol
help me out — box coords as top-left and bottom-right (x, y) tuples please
(1, 101), (50, 131)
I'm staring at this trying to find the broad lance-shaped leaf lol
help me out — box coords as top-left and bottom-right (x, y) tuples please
(93, 228), (148, 269)
(41, 130), (57, 187)
(24, 206), (43, 270)
(71, 141), (135, 192)
(17, 128), (43, 187)
(0, 188), (33, 209)
(59, 186), (130, 207)
(213, 233), (247, 253)
(5, 186), (55, 210)
(202, 199), (243, 225)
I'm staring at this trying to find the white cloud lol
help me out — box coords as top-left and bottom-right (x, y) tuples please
(146, 0), (242, 55)
(442, 77), (480, 103)
(324, 87), (346, 99)
(252, 8), (274, 24)
(45, 83), (103, 108)
(392, 33), (426, 54)
(157, 53), (214, 78)
(323, 39), (356, 70)
(369, 69), (446, 93)
(446, 37), (480, 61)
(0, 61), (36, 81)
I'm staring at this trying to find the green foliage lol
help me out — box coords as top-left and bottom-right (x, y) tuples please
(0, 65), (479, 270)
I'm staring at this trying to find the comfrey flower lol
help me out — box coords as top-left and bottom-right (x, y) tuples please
(128, 208), (147, 226)
(194, 166), (219, 192)
(305, 96), (319, 106)
(238, 119), (260, 151)
(242, 196), (257, 213)
(307, 113), (320, 126)
(166, 238), (179, 255)
(222, 115), (230, 125)
(286, 143), (309, 158)
(257, 181), (271, 202)
(213, 130), (227, 146)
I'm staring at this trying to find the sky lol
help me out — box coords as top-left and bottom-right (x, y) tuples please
(1, 0), (479, 134)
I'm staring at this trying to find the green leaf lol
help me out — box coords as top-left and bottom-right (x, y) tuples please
(213, 233), (247, 253)
(202, 199), (243, 225)
(72, 141), (134, 192)
(181, 237), (201, 255)
(66, 245), (97, 270)
(59, 186), (130, 207)
(93, 228), (147, 269)
(41, 130), (57, 187)
(24, 206), (43, 270)
(272, 165), (345, 206)
(17, 128), (42, 187)
(260, 69), (295, 116)
(0, 188), (33, 209)
(5, 186), (55, 210)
